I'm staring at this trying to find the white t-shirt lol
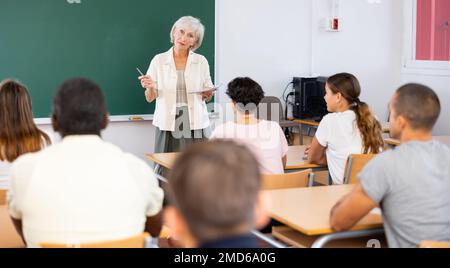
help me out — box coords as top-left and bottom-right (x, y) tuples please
(315, 110), (363, 184)
(0, 132), (53, 190)
(210, 120), (289, 174)
(8, 135), (164, 248)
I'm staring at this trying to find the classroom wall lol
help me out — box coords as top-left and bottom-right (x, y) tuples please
(315, 0), (404, 121)
(215, 0), (314, 121)
(36, 0), (448, 161)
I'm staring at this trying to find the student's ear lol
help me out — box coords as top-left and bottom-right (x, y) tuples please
(101, 113), (109, 130)
(336, 92), (343, 103)
(231, 101), (237, 112)
(396, 114), (408, 131)
(51, 114), (59, 132)
(254, 192), (270, 230)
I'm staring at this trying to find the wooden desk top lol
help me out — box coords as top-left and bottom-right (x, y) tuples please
(285, 145), (323, 170)
(0, 206), (25, 248)
(146, 152), (178, 169)
(384, 136), (450, 147)
(291, 119), (320, 127)
(147, 145), (325, 171)
(263, 185), (383, 236)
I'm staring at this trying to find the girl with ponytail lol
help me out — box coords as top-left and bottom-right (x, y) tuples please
(305, 73), (384, 184)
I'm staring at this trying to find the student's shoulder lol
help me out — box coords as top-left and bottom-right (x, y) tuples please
(13, 148), (47, 166)
(366, 149), (397, 169)
(260, 120), (283, 130)
(11, 149), (48, 180)
(122, 151), (152, 171)
(318, 113), (335, 127)
(213, 121), (235, 131)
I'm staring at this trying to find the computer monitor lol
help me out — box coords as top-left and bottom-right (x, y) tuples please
(292, 76), (328, 121)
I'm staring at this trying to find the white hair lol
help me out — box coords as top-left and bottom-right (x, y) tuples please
(170, 16), (205, 52)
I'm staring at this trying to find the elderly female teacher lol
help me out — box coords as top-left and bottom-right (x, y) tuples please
(138, 16), (214, 154)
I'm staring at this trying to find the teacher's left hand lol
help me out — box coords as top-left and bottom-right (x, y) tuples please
(201, 90), (214, 101)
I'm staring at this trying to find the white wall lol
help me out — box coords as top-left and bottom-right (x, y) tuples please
(315, 0), (404, 120)
(216, 0), (314, 115)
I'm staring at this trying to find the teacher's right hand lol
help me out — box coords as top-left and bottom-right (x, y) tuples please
(138, 75), (154, 90)
(139, 75), (157, 103)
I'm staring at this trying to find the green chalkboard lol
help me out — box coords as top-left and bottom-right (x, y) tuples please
(0, 0), (215, 118)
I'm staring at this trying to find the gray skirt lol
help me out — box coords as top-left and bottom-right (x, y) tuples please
(154, 106), (209, 154)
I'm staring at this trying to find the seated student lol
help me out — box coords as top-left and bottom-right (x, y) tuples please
(306, 73), (383, 184)
(0, 79), (51, 189)
(164, 140), (268, 248)
(8, 78), (164, 247)
(330, 83), (450, 248)
(210, 77), (289, 174)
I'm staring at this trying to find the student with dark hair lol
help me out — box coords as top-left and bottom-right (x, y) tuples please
(0, 79), (51, 189)
(306, 73), (384, 184)
(210, 77), (289, 174)
(165, 140), (268, 248)
(8, 78), (164, 247)
(330, 83), (450, 248)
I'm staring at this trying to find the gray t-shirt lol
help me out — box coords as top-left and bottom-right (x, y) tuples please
(359, 140), (450, 248)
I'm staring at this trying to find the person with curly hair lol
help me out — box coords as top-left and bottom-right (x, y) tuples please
(210, 77), (288, 174)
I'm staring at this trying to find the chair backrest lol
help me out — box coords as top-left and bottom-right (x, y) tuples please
(0, 189), (7, 206)
(257, 96), (284, 122)
(419, 240), (450, 248)
(40, 232), (150, 248)
(262, 169), (313, 190)
(343, 154), (376, 184)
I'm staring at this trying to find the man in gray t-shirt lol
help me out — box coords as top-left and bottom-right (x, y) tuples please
(330, 83), (450, 248)
(359, 141), (450, 248)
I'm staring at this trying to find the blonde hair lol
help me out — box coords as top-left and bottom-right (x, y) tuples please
(170, 16), (205, 51)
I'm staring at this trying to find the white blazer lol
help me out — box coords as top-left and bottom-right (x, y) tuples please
(146, 47), (213, 131)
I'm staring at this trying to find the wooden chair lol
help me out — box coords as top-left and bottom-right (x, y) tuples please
(343, 154), (376, 184)
(419, 240), (450, 248)
(0, 189), (7, 206)
(40, 232), (151, 248)
(262, 169), (313, 190)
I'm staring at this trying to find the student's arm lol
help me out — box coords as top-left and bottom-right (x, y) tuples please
(330, 182), (378, 232)
(282, 155), (287, 168)
(307, 137), (327, 165)
(10, 218), (25, 244)
(144, 211), (163, 237)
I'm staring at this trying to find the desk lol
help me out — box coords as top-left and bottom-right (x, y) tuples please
(384, 135), (450, 147)
(285, 145), (324, 170)
(263, 185), (383, 248)
(291, 119), (319, 145)
(0, 206), (25, 248)
(147, 145), (325, 173)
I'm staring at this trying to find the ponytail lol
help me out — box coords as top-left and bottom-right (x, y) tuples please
(350, 101), (384, 154)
